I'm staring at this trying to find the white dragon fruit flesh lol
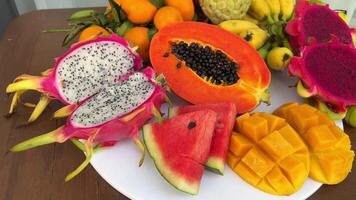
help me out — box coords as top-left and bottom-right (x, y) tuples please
(10, 68), (166, 181)
(6, 34), (142, 123)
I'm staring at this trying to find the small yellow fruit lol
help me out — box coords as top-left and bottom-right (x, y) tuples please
(240, 28), (269, 49)
(266, 47), (293, 71)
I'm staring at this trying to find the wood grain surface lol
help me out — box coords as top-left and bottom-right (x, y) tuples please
(0, 9), (355, 200)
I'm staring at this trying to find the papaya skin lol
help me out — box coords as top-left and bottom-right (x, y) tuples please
(150, 22), (271, 114)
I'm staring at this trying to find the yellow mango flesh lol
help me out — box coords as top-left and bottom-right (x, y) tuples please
(228, 113), (310, 195)
(274, 103), (354, 184)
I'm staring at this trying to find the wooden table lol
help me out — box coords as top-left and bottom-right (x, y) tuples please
(0, 9), (355, 200)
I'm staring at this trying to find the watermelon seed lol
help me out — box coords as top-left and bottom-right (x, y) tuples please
(188, 121), (196, 129)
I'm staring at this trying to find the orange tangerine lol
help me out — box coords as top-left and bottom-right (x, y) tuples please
(154, 6), (184, 30)
(165, 0), (195, 21)
(78, 26), (110, 42)
(121, 0), (157, 24)
(124, 27), (150, 61)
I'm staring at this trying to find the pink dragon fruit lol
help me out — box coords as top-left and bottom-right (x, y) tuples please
(10, 68), (166, 181)
(6, 34), (142, 123)
(289, 39), (356, 117)
(285, 0), (355, 53)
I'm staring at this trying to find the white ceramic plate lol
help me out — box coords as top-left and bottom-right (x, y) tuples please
(90, 71), (343, 200)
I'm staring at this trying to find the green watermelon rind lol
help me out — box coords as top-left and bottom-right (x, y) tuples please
(205, 157), (224, 175)
(142, 124), (200, 195)
(168, 107), (225, 175)
(167, 107), (178, 118)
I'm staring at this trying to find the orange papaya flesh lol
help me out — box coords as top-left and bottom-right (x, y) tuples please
(274, 103), (354, 184)
(149, 22), (271, 114)
(228, 113), (310, 195)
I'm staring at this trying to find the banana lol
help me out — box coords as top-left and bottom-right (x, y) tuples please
(249, 0), (273, 23)
(265, 0), (280, 22)
(242, 14), (261, 25)
(266, 47), (293, 70)
(240, 28), (269, 49)
(219, 20), (260, 35)
(280, 0), (294, 21)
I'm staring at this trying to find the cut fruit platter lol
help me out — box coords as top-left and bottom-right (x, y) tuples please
(4, 0), (356, 199)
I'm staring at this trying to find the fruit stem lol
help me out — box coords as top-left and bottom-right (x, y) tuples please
(258, 41), (272, 59)
(53, 104), (77, 118)
(259, 89), (271, 105)
(297, 81), (313, 98)
(266, 16), (275, 25)
(10, 127), (63, 152)
(8, 91), (25, 114)
(164, 95), (173, 107)
(134, 137), (146, 167)
(28, 95), (52, 123)
(6, 78), (41, 93)
(152, 106), (163, 124)
(65, 142), (94, 182)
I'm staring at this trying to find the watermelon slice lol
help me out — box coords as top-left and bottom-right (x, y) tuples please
(169, 103), (237, 174)
(143, 110), (218, 195)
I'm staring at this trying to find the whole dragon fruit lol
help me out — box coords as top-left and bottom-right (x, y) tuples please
(10, 68), (166, 181)
(285, 0), (355, 52)
(289, 39), (356, 117)
(6, 34), (142, 123)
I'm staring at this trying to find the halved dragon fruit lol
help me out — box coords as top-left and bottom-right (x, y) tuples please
(10, 68), (166, 181)
(289, 39), (356, 116)
(285, 0), (355, 52)
(6, 34), (142, 123)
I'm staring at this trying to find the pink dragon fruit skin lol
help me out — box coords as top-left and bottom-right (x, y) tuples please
(10, 67), (167, 181)
(289, 39), (356, 114)
(6, 34), (142, 122)
(286, 0), (355, 53)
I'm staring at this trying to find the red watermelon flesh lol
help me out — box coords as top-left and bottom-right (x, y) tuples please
(143, 110), (217, 195)
(169, 103), (237, 175)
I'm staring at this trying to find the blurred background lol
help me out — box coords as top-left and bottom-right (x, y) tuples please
(1, 0), (356, 38)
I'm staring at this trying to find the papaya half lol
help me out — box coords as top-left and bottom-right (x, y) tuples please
(149, 22), (271, 113)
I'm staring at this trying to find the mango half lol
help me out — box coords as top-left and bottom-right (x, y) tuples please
(228, 113), (310, 195)
(274, 103), (354, 184)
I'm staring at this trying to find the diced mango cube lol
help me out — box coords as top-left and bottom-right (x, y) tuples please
(329, 126), (351, 150)
(259, 130), (294, 161)
(257, 179), (278, 195)
(241, 116), (268, 142)
(242, 148), (274, 178)
(304, 125), (337, 151)
(234, 162), (261, 186)
(227, 152), (240, 169)
(266, 166), (295, 195)
(316, 110), (335, 126)
(256, 113), (286, 132)
(229, 133), (253, 157)
(287, 107), (319, 135)
(279, 125), (306, 152)
(273, 102), (299, 118)
(235, 113), (250, 132)
(279, 156), (308, 188)
(316, 149), (354, 184)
